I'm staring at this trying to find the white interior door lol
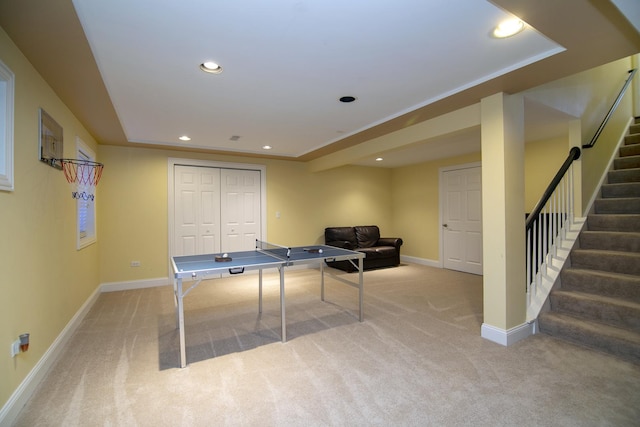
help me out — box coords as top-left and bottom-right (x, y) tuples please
(174, 165), (221, 256)
(442, 166), (483, 275)
(221, 168), (261, 252)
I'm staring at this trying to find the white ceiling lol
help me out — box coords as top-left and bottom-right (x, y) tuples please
(2, 0), (637, 169)
(71, 0), (564, 160)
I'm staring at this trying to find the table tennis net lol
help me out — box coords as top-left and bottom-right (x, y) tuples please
(256, 240), (291, 261)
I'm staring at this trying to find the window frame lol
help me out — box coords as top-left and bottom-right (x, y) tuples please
(76, 137), (98, 249)
(0, 58), (15, 192)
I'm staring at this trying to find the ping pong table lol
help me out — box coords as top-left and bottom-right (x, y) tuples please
(171, 240), (365, 368)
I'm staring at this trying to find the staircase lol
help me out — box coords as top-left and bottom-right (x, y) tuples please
(538, 118), (640, 363)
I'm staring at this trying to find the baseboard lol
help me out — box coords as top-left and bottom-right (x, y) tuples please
(0, 277), (177, 425)
(481, 321), (534, 346)
(0, 286), (101, 427)
(101, 277), (170, 292)
(400, 255), (440, 268)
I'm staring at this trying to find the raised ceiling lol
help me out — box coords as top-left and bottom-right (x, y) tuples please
(0, 0), (639, 167)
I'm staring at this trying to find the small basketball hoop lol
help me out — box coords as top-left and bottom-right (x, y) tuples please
(58, 159), (104, 201)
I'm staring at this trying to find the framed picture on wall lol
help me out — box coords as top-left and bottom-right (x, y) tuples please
(39, 108), (63, 170)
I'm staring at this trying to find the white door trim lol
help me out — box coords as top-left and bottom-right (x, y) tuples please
(438, 161), (482, 269)
(167, 158), (267, 278)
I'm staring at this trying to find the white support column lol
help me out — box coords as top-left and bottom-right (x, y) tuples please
(480, 92), (529, 346)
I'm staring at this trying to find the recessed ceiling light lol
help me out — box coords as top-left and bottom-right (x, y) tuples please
(339, 96), (357, 103)
(200, 61), (223, 74)
(179, 135), (191, 141)
(375, 157), (383, 162)
(493, 18), (525, 38)
(262, 145), (272, 150)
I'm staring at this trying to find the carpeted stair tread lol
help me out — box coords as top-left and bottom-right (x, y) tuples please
(607, 167), (640, 183)
(570, 249), (640, 275)
(614, 155), (640, 170)
(594, 197), (640, 214)
(586, 214), (640, 232)
(578, 230), (640, 252)
(538, 118), (640, 364)
(601, 182), (640, 198)
(537, 311), (640, 363)
(549, 290), (640, 330)
(561, 268), (640, 302)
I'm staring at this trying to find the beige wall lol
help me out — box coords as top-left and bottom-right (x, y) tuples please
(0, 27), (100, 407)
(580, 91), (633, 211)
(97, 145), (392, 284)
(2, 16), (635, 415)
(389, 139), (570, 263)
(524, 136), (571, 213)
(96, 134), (567, 286)
(523, 57), (635, 213)
(390, 152), (482, 261)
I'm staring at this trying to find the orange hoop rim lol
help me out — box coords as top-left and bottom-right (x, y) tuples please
(58, 158), (104, 187)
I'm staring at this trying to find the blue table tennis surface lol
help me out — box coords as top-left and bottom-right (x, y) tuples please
(172, 245), (361, 279)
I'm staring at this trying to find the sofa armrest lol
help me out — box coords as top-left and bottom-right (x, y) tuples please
(378, 237), (403, 249)
(326, 240), (355, 250)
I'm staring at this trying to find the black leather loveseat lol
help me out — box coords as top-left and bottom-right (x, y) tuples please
(324, 226), (403, 272)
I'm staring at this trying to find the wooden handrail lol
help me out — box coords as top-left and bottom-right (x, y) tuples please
(583, 68), (637, 149)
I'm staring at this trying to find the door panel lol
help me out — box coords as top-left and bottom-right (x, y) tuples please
(174, 166), (221, 256)
(221, 169), (261, 252)
(443, 166), (483, 275)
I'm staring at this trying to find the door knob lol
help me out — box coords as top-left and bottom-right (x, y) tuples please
(443, 224), (448, 228)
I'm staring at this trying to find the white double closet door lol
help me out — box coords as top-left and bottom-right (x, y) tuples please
(174, 165), (261, 256)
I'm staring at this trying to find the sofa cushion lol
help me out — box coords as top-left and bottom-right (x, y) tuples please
(354, 225), (380, 248)
(358, 246), (396, 259)
(324, 227), (357, 249)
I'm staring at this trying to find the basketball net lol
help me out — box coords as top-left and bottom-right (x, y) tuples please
(59, 159), (104, 201)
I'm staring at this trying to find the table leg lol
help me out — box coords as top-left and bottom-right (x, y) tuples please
(259, 269), (263, 314)
(320, 259), (325, 301)
(280, 266), (286, 342)
(177, 278), (187, 368)
(358, 258), (364, 322)
(173, 277), (179, 328)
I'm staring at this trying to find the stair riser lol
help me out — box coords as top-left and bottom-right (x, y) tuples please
(587, 215), (640, 232)
(550, 294), (640, 330)
(593, 198), (640, 214)
(608, 169), (640, 184)
(579, 233), (640, 252)
(626, 134), (640, 144)
(561, 270), (640, 302)
(570, 251), (640, 275)
(614, 156), (640, 170)
(601, 183), (640, 198)
(630, 123), (640, 133)
(538, 315), (640, 363)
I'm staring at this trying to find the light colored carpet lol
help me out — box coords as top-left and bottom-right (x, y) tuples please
(13, 263), (640, 426)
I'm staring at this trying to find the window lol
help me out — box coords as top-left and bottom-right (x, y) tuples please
(76, 138), (97, 249)
(0, 58), (14, 191)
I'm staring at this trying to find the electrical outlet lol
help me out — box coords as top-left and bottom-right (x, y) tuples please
(130, 261), (141, 267)
(10, 340), (19, 357)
